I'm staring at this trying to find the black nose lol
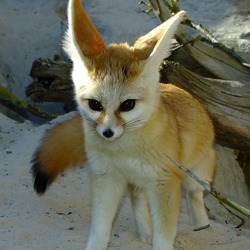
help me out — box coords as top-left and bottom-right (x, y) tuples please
(103, 129), (114, 138)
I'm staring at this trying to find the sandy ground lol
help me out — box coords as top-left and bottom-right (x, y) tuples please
(1, 112), (250, 249)
(0, 0), (250, 249)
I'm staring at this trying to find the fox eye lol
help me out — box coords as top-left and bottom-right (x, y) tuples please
(120, 99), (136, 112)
(88, 99), (103, 112)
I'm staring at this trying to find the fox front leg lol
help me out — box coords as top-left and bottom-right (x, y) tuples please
(146, 176), (181, 250)
(85, 171), (127, 250)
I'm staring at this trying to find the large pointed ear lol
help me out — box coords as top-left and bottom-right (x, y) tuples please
(64, 0), (106, 61)
(134, 11), (185, 65)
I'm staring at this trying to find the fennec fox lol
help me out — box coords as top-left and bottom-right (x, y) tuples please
(32, 0), (215, 249)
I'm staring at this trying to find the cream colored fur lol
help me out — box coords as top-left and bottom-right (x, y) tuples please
(45, 1), (216, 249)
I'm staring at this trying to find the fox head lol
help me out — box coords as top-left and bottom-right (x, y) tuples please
(64, 0), (185, 140)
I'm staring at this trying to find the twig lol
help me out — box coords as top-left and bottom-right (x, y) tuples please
(138, 1), (153, 14)
(165, 154), (211, 192)
(165, 154), (250, 220)
(160, 0), (219, 44)
(219, 201), (245, 228)
(162, 0), (180, 14)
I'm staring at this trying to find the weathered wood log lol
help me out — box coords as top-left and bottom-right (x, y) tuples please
(0, 85), (57, 121)
(26, 57), (74, 104)
(148, 0), (250, 84)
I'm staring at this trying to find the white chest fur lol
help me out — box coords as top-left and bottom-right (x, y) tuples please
(85, 129), (176, 187)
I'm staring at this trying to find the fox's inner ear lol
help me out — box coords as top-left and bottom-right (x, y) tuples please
(134, 11), (185, 65)
(64, 0), (106, 60)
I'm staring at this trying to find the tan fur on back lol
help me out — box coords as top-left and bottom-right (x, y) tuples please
(160, 84), (215, 177)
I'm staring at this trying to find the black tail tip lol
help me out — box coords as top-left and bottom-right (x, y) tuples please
(32, 161), (52, 195)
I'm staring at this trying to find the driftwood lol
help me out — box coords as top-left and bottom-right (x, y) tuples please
(0, 85), (57, 121)
(148, 0), (250, 83)
(26, 56), (74, 105)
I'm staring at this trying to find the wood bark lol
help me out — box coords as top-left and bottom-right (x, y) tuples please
(26, 57), (74, 104)
(148, 0), (250, 83)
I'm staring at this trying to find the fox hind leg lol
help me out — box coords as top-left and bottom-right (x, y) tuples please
(184, 182), (210, 231)
(147, 176), (182, 250)
(183, 149), (215, 230)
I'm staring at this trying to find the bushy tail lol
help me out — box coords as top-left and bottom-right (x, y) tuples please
(32, 114), (86, 194)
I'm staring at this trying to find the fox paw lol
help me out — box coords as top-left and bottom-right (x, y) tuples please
(193, 224), (210, 231)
